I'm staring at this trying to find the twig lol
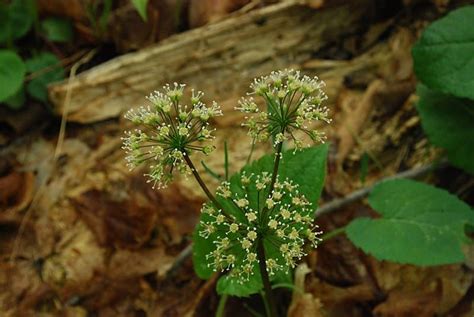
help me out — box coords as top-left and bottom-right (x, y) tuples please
(165, 160), (447, 274)
(10, 50), (97, 262)
(314, 159), (447, 217)
(166, 244), (192, 276)
(54, 49), (96, 159)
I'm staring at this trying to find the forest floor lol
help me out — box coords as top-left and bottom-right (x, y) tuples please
(1, 0), (473, 316)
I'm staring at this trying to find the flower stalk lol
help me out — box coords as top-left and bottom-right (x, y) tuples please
(122, 70), (331, 317)
(257, 237), (278, 317)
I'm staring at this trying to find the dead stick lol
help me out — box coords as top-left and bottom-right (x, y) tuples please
(315, 159), (447, 217)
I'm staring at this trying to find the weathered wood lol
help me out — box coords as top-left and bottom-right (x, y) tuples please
(49, 0), (373, 123)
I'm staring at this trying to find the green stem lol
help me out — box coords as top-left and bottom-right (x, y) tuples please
(246, 140), (256, 165)
(320, 226), (346, 242)
(183, 153), (230, 218)
(257, 238), (278, 317)
(268, 142), (283, 193)
(216, 294), (228, 317)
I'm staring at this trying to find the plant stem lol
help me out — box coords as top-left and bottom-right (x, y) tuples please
(216, 294), (228, 317)
(183, 153), (230, 217)
(254, 142), (284, 316)
(320, 226), (346, 242)
(257, 238), (278, 317)
(268, 142), (283, 193)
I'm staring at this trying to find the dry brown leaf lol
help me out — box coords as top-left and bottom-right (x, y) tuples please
(373, 280), (442, 317)
(336, 79), (414, 165)
(71, 189), (158, 249)
(371, 261), (474, 315)
(0, 169), (34, 213)
(288, 263), (325, 317)
(188, 0), (250, 28)
(108, 2), (161, 52)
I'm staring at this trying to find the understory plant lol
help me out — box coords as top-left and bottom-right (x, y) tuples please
(122, 69), (331, 316)
(122, 8), (474, 310)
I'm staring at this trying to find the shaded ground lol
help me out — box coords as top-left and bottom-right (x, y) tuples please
(1, 0), (473, 316)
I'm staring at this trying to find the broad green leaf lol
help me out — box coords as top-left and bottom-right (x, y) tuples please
(346, 179), (474, 266)
(5, 85), (25, 109)
(0, 0), (35, 43)
(25, 52), (64, 103)
(41, 17), (74, 42)
(412, 6), (474, 100)
(216, 265), (262, 297)
(416, 85), (474, 175)
(0, 50), (25, 102)
(193, 144), (328, 296)
(131, 0), (149, 22)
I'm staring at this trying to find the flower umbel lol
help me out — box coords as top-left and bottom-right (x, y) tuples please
(237, 69), (330, 149)
(122, 83), (222, 189)
(199, 172), (323, 283)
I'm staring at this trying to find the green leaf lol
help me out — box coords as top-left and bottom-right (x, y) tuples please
(216, 266), (263, 297)
(5, 85), (26, 109)
(0, 0), (35, 43)
(346, 179), (474, 266)
(41, 17), (74, 42)
(416, 85), (474, 174)
(193, 144), (328, 296)
(131, 0), (149, 22)
(0, 50), (25, 102)
(412, 6), (474, 100)
(25, 52), (64, 103)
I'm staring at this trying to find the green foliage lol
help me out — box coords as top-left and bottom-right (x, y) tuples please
(5, 86), (26, 109)
(25, 52), (64, 103)
(216, 265), (263, 297)
(412, 6), (474, 100)
(86, 0), (113, 36)
(0, 0), (36, 44)
(0, 50), (25, 102)
(416, 85), (474, 175)
(359, 152), (369, 184)
(41, 17), (74, 42)
(346, 179), (474, 266)
(131, 0), (149, 22)
(193, 144), (328, 296)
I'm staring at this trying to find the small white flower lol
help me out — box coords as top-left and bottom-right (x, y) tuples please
(246, 212), (257, 222)
(229, 223), (239, 233)
(266, 198), (275, 209)
(268, 219), (278, 230)
(236, 198), (249, 208)
(237, 69), (330, 149)
(123, 84), (222, 189)
(198, 172), (322, 284)
(247, 231), (257, 241)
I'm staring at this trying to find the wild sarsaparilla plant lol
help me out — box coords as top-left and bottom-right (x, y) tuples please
(122, 69), (331, 316)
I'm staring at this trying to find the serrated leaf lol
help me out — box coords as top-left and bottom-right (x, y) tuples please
(25, 52), (64, 103)
(346, 179), (474, 266)
(412, 6), (474, 100)
(0, 50), (25, 102)
(131, 0), (149, 22)
(193, 144), (328, 296)
(41, 17), (74, 42)
(416, 84), (474, 175)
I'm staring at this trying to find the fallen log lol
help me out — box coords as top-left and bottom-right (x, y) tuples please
(48, 0), (374, 123)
